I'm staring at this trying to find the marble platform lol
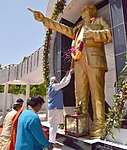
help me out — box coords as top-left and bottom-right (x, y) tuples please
(42, 121), (127, 150)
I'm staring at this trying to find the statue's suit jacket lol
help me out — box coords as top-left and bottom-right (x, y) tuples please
(43, 16), (112, 71)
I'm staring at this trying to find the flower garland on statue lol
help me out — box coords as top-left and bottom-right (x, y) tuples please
(70, 17), (95, 61)
(70, 41), (84, 61)
(70, 23), (83, 61)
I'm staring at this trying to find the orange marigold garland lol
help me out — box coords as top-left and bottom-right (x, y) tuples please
(70, 24), (83, 61)
(70, 41), (83, 61)
(70, 17), (96, 61)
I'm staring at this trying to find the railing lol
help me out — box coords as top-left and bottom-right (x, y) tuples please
(0, 47), (43, 84)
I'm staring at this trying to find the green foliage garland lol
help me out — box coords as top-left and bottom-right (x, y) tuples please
(101, 55), (127, 140)
(42, 0), (66, 87)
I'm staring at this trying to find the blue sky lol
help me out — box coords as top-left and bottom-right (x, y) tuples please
(0, 0), (47, 67)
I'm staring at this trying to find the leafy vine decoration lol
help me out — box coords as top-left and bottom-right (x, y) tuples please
(42, 0), (66, 87)
(101, 55), (127, 140)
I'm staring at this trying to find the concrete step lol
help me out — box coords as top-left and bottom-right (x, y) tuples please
(42, 121), (127, 150)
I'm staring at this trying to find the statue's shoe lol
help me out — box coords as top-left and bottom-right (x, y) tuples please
(89, 128), (103, 138)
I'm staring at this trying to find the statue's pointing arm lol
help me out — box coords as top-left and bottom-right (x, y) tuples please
(33, 11), (74, 39)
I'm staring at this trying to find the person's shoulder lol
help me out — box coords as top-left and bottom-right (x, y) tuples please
(94, 17), (107, 25)
(20, 109), (38, 119)
(48, 84), (53, 90)
(28, 113), (40, 123)
(73, 24), (83, 33)
(95, 16), (106, 21)
(8, 109), (17, 116)
(49, 83), (56, 88)
(4, 110), (17, 120)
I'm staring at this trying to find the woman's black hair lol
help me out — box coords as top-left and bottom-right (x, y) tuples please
(27, 95), (45, 107)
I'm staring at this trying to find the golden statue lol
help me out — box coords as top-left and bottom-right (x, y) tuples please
(28, 3), (112, 137)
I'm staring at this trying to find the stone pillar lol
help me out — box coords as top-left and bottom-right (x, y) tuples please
(2, 83), (8, 123)
(25, 81), (30, 107)
(109, 0), (127, 78)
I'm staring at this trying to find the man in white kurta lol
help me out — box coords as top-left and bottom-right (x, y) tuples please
(48, 69), (73, 146)
(0, 100), (23, 150)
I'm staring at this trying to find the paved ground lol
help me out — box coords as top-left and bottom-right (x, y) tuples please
(44, 144), (75, 150)
(50, 142), (75, 150)
(53, 145), (74, 150)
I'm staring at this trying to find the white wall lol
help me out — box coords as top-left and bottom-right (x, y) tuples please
(0, 93), (26, 111)
(0, 93), (47, 113)
(105, 43), (116, 107)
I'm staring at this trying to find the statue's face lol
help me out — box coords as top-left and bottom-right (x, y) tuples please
(80, 4), (97, 21)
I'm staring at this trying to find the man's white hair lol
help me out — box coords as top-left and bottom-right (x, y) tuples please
(50, 76), (56, 83)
